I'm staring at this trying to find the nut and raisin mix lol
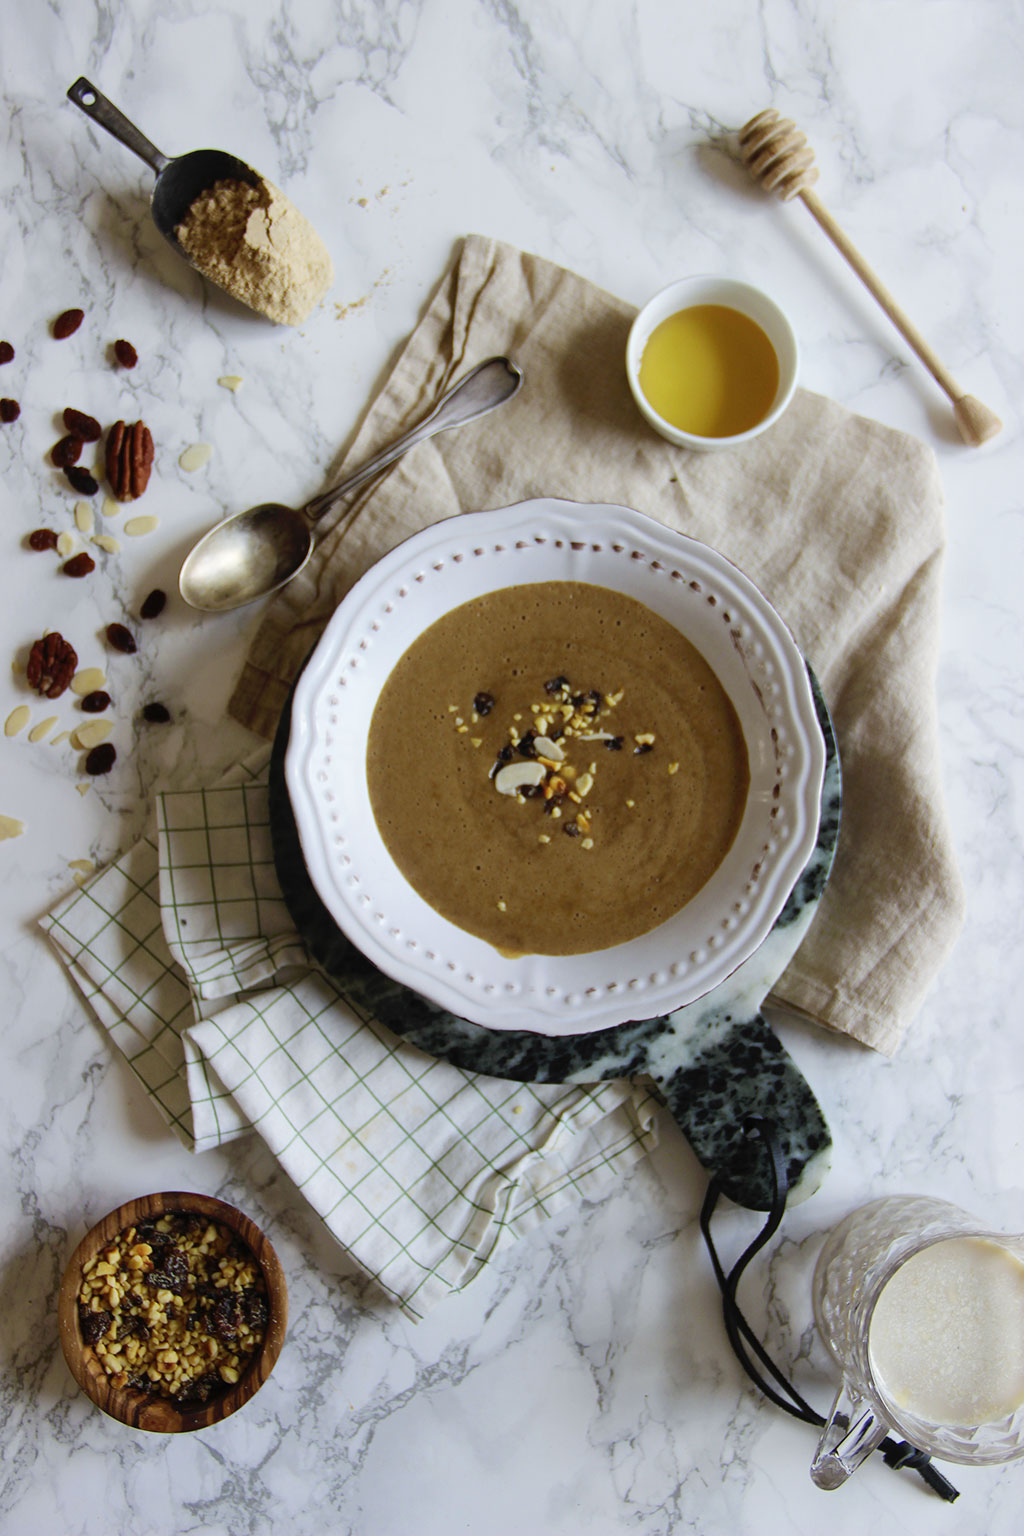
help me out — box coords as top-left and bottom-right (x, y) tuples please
(76, 1211), (269, 1403)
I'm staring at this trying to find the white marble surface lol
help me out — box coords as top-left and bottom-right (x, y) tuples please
(1, 2), (1022, 1532)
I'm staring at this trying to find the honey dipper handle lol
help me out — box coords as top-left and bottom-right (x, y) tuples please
(799, 188), (1002, 445)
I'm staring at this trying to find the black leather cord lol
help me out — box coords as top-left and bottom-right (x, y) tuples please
(699, 1118), (960, 1502)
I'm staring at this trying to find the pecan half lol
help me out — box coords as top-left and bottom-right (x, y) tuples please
(26, 632), (78, 698)
(106, 420), (154, 501)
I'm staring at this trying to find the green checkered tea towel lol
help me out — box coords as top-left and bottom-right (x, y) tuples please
(42, 750), (659, 1318)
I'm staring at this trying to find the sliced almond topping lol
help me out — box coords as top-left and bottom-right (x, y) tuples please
(532, 735), (565, 762)
(74, 501), (95, 534)
(494, 761), (547, 797)
(101, 496), (121, 518)
(92, 534), (121, 554)
(56, 531), (76, 557)
(28, 715), (58, 743)
(576, 772), (594, 796)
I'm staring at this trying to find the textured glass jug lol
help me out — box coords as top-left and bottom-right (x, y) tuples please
(811, 1195), (1024, 1489)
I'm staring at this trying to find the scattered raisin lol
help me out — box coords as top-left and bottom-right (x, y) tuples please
(81, 690), (112, 713)
(84, 742), (116, 775)
(544, 675), (569, 694)
(63, 552), (96, 577)
(28, 528), (59, 551)
(142, 702), (171, 723)
(0, 398), (20, 423)
(516, 732), (537, 758)
(64, 465), (99, 495)
(520, 783), (545, 799)
(51, 433), (83, 468)
(489, 743), (514, 778)
(473, 691), (495, 716)
(113, 339), (138, 368)
(106, 622), (137, 654)
(544, 793), (567, 816)
(634, 742), (654, 756)
(63, 407), (102, 442)
(0, 341), (13, 365)
(563, 819), (582, 837)
(139, 587), (166, 619)
(604, 736), (624, 751)
(53, 308), (84, 339)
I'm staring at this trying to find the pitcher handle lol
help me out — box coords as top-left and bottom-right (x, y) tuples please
(810, 1379), (890, 1490)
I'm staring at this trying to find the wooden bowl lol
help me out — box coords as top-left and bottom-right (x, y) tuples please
(58, 1191), (288, 1433)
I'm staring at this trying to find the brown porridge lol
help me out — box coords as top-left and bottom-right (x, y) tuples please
(366, 581), (749, 955)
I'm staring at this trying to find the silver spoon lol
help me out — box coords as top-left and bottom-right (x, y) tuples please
(177, 356), (524, 612)
(67, 77), (263, 263)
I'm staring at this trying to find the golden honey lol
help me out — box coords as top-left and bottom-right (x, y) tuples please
(638, 303), (780, 438)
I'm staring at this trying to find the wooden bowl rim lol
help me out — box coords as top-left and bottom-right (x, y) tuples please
(58, 1190), (288, 1433)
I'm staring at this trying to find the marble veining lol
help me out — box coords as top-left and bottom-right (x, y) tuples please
(2, 4), (1023, 1534)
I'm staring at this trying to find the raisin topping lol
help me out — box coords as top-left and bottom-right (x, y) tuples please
(63, 407), (102, 442)
(81, 690), (112, 713)
(28, 528), (59, 551)
(139, 588), (167, 619)
(634, 741), (654, 755)
(0, 398), (20, 423)
(516, 732), (537, 758)
(563, 818), (582, 837)
(472, 691), (495, 716)
(106, 622), (137, 654)
(520, 783), (545, 799)
(604, 736), (624, 751)
(142, 702), (171, 723)
(489, 743), (514, 778)
(85, 742), (116, 775)
(64, 465), (99, 495)
(544, 675), (569, 694)
(544, 793), (567, 816)
(113, 339), (138, 368)
(62, 552), (96, 577)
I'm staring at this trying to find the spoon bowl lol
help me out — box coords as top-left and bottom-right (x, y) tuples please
(178, 356), (524, 612)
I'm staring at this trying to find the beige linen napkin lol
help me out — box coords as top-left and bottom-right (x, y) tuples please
(231, 234), (964, 1054)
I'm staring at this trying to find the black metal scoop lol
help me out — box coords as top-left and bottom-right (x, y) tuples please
(67, 77), (261, 259)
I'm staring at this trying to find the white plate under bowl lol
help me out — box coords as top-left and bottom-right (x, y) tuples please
(286, 499), (825, 1036)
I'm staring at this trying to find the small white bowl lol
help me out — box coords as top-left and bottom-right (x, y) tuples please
(626, 276), (799, 451)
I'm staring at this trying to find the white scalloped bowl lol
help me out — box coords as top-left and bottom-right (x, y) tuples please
(286, 500), (825, 1036)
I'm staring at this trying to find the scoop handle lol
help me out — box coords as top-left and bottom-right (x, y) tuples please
(66, 77), (170, 176)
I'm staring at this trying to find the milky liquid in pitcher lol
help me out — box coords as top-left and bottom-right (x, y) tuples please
(868, 1236), (1024, 1426)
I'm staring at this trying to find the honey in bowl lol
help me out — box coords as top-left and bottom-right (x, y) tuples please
(638, 303), (780, 439)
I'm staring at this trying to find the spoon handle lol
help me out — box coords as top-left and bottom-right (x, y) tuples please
(302, 356), (523, 524)
(67, 78), (170, 176)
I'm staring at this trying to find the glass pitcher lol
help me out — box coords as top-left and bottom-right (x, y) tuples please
(810, 1194), (1024, 1489)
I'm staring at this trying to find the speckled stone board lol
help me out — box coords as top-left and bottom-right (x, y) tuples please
(269, 672), (841, 1210)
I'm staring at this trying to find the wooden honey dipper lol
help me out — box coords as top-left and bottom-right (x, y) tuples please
(738, 109), (1002, 447)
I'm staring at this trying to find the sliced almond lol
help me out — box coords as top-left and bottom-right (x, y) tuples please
(0, 814), (25, 841)
(576, 772), (594, 796)
(74, 501), (95, 534)
(28, 715), (59, 743)
(494, 761), (547, 797)
(101, 496), (121, 518)
(124, 515), (159, 537)
(92, 534), (121, 554)
(56, 531), (76, 557)
(71, 720), (113, 750)
(218, 375), (244, 393)
(178, 442), (213, 472)
(4, 705), (31, 737)
(71, 667), (107, 696)
(532, 735), (565, 762)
